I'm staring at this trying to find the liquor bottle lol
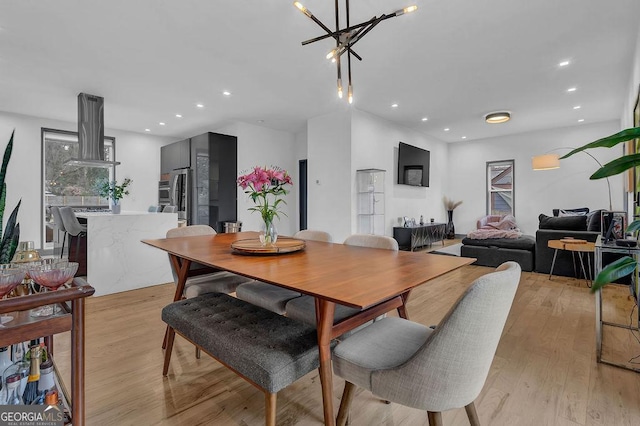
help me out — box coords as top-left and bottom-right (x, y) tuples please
(22, 345), (41, 404)
(45, 390), (71, 425)
(4, 373), (23, 404)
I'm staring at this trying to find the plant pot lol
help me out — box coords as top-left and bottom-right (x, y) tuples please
(112, 204), (121, 214)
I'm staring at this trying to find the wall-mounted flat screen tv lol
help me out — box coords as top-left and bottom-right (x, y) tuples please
(397, 142), (430, 187)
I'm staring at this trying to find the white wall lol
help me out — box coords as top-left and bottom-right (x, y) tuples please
(0, 110), (173, 249)
(447, 120), (624, 235)
(216, 122), (297, 236)
(622, 24), (640, 127)
(307, 111), (352, 242)
(351, 110), (449, 236)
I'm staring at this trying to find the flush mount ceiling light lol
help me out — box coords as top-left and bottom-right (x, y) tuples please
(294, 1), (417, 104)
(485, 112), (511, 124)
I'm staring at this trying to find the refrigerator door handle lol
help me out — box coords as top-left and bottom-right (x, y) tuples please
(170, 173), (179, 207)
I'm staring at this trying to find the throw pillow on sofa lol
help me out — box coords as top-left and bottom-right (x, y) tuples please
(538, 214), (587, 231)
(586, 209), (604, 232)
(552, 207), (589, 217)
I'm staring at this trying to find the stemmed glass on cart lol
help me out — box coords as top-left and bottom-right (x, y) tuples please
(27, 260), (78, 318)
(0, 265), (26, 326)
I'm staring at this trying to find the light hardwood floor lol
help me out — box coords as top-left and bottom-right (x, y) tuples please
(53, 256), (640, 425)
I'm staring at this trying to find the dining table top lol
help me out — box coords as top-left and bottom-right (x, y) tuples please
(142, 231), (475, 309)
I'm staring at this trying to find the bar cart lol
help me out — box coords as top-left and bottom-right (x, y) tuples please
(0, 277), (94, 424)
(594, 235), (640, 372)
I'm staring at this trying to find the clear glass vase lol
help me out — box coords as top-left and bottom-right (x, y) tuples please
(259, 220), (278, 246)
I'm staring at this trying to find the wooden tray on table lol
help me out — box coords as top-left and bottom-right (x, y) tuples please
(231, 237), (306, 255)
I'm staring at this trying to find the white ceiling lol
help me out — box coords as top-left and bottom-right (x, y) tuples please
(1, 0), (639, 143)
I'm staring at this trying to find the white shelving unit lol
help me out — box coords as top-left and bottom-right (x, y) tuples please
(357, 169), (385, 235)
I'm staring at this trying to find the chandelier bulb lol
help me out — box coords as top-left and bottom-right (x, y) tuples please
(404, 5), (418, 13)
(338, 79), (343, 98)
(348, 85), (353, 104)
(326, 49), (337, 60)
(293, 2), (312, 18)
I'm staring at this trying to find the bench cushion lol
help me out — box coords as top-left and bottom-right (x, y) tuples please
(461, 235), (535, 251)
(162, 293), (321, 393)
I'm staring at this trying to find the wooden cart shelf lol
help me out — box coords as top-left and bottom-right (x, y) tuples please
(0, 277), (94, 425)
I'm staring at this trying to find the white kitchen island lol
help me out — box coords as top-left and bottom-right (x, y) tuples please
(75, 211), (178, 296)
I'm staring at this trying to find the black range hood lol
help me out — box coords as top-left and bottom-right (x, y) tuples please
(66, 93), (120, 167)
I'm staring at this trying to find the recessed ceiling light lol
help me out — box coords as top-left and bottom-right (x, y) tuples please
(559, 60), (570, 67)
(444, 128), (450, 132)
(144, 128), (151, 132)
(567, 87), (577, 92)
(578, 119), (585, 122)
(573, 105), (581, 110)
(257, 120), (265, 123)
(421, 117), (428, 122)
(159, 122), (166, 126)
(391, 103), (398, 108)
(485, 111), (511, 124)
(461, 136), (467, 139)
(222, 91), (231, 96)
(196, 103), (204, 108)
(175, 114), (182, 118)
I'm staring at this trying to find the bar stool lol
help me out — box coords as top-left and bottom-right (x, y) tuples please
(59, 207), (87, 265)
(49, 206), (68, 258)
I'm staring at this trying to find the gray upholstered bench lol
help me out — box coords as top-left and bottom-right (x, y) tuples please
(161, 292), (322, 426)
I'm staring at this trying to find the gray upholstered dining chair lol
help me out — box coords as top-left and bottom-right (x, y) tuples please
(284, 234), (398, 325)
(293, 229), (333, 242)
(236, 229), (333, 315)
(163, 205), (177, 213)
(332, 261), (522, 426)
(148, 205), (162, 212)
(166, 225), (254, 298)
(50, 206), (68, 258)
(59, 207), (87, 263)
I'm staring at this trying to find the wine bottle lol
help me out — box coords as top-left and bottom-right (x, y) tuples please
(22, 345), (41, 404)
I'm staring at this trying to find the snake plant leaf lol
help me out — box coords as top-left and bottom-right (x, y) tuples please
(627, 220), (640, 234)
(0, 222), (19, 264)
(591, 256), (638, 293)
(0, 182), (5, 240)
(0, 130), (14, 191)
(588, 153), (640, 179)
(560, 127), (640, 160)
(0, 199), (20, 257)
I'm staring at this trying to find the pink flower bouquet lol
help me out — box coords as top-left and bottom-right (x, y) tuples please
(237, 166), (293, 227)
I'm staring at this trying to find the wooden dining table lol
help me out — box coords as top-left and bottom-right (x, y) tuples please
(142, 231), (475, 425)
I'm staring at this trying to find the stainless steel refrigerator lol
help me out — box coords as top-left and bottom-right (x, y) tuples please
(169, 168), (190, 222)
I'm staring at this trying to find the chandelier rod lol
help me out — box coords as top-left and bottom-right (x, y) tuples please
(301, 12), (399, 46)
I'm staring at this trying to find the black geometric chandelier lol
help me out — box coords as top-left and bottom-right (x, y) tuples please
(294, 1), (418, 104)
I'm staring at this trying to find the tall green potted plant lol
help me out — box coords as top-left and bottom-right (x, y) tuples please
(95, 178), (132, 214)
(561, 127), (640, 292)
(0, 130), (21, 263)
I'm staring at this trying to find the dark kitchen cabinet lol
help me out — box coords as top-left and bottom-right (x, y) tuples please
(161, 139), (190, 173)
(190, 132), (237, 232)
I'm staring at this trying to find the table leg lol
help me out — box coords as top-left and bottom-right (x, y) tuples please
(548, 249), (559, 280)
(315, 298), (336, 426)
(397, 291), (411, 320)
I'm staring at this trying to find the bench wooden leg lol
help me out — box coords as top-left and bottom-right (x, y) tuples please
(265, 392), (276, 426)
(336, 381), (356, 426)
(162, 327), (176, 376)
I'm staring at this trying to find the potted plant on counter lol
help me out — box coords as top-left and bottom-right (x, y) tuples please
(95, 178), (132, 214)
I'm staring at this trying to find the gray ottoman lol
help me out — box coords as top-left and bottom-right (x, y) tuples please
(461, 236), (535, 271)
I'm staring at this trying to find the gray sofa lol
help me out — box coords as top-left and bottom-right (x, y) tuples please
(534, 209), (602, 277)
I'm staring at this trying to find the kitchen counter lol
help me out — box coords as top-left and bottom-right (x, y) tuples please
(75, 211), (177, 296)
